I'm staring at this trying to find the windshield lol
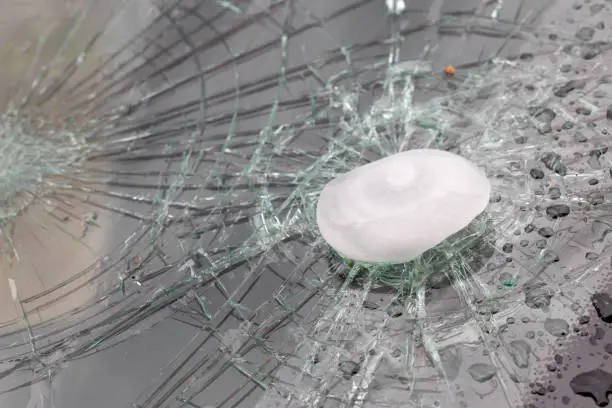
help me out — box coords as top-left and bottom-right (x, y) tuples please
(0, 1), (610, 407)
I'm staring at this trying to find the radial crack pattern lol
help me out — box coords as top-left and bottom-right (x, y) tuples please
(1, 1), (612, 408)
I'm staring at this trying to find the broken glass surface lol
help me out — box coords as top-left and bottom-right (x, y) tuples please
(2, 0), (612, 407)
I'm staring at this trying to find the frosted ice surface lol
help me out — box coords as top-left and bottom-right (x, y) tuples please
(316, 149), (491, 263)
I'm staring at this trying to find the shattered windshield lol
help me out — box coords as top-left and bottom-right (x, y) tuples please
(1, 0), (612, 407)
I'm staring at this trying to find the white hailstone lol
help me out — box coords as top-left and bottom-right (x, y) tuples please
(316, 149), (491, 264)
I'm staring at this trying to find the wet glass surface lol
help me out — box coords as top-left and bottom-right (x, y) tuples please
(2, 1), (612, 407)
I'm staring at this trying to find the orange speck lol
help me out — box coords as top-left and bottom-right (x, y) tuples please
(444, 64), (455, 76)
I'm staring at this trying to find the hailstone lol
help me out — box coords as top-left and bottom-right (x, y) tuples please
(316, 149), (491, 264)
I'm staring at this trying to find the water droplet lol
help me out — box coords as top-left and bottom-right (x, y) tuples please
(467, 363), (497, 382)
(570, 369), (612, 406)
(575, 27), (596, 41)
(508, 340), (531, 368)
(544, 318), (569, 337)
(546, 204), (571, 219)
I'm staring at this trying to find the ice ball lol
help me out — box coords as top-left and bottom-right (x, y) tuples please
(316, 149), (491, 264)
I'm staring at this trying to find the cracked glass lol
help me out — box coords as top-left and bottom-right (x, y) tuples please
(1, 1), (612, 407)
